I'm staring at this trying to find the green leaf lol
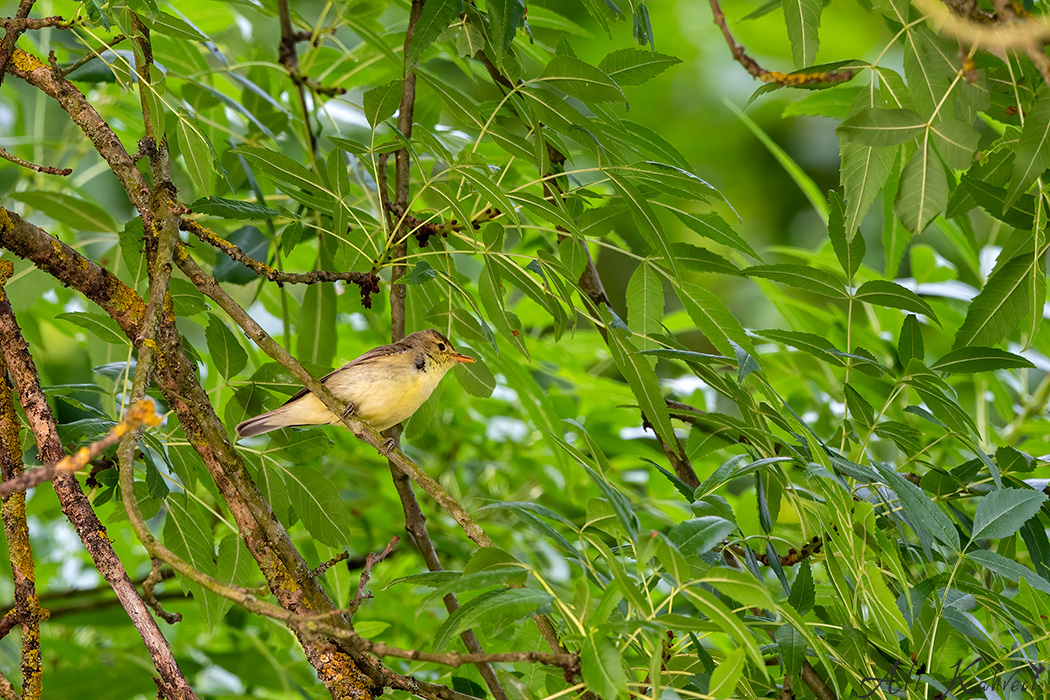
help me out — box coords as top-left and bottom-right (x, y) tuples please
(213, 225), (269, 285)
(828, 190), (865, 277)
(605, 169), (677, 276)
(746, 264), (847, 299)
(281, 467), (355, 546)
(455, 358), (495, 398)
(147, 11), (208, 41)
(536, 55), (625, 103)
(397, 261), (438, 285)
(704, 567), (776, 608)
(9, 191), (119, 234)
(363, 79), (402, 128)
(781, 0), (822, 67)
(932, 346), (1035, 374)
(775, 624), (806, 675)
(601, 307), (677, 448)
(487, 0), (525, 66)
(674, 281), (755, 357)
(580, 634), (627, 700)
(205, 314), (248, 380)
(665, 207), (759, 259)
(405, 0), (461, 66)
(841, 140), (896, 236)
(930, 119), (979, 170)
(56, 311), (129, 346)
(899, 315), (924, 365)
(668, 516), (735, 557)
(626, 261), (664, 357)
(598, 48), (681, 86)
(176, 116), (214, 196)
(233, 146), (327, 200)
(965, 550), (1050, 595)
(297, 283), (336, 368)
(972, 488), (1047, 540)
(837, 108), (926, 146)
(854, 280), (938, 320)
(875, 463), (959, 552)
(163, 494), (222, 628)
(756, 328), (845, 365)
(1007, 96), (1050, 206)
(894, 134), (947, 233)
(953, 256), (1031, 349)
(437, 588), (551, 651)
(190, 196), (279, 220)
(709, 647), (746, 697)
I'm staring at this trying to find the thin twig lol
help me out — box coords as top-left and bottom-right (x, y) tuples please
(0, 0), (37, 90)
(708, 0), (853, 85)
(143, 558), (181, 624)
(0, 398), (158, 498)
(0, 145), (71, 175)
(58, 32), (126, 77)
(0, 16), (72, 30)
(348, 537), (398, 613)
(310, 551), (350, 578)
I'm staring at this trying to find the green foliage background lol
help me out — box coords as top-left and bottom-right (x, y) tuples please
(1, 0), (1050, 699)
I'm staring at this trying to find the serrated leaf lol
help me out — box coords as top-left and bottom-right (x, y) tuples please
(1007, 96), (1050, 206)
(965, 550), (1050, 595)
(855, 280), (938, 320)
(953, 256), (1031, 349)
(437, 588), (551, 651)
(177, 117), (213, 196)
(56, 311), (129, 345)
(876, 463), (959, 552)
(972, 488), (1047, 540)
(709, 646), (746, 697)
(782, 0), (822, 67)
(756, 328), (845, 365)
(626, 261), (663, 357)
(932, 347), (1035, 374)
(668, 517), (735, 557)
(297, 283), (336, 368)
(455, 358), (495, 398)
(282, 467), (355, 546)
(363, 79), (402, 128)
(205, 314), (248, 380)
(747, 264), (847, 299)
(894, 135), (947, 233)
(674, 281), (755, 357)
(841, 140), (896, 236)
(580, 634), (627, 700)
(931, 119), (979, 170)
(828, 190), (865, 278)
(406, 0), (461, 66)
(536, 55), (625, 103)
(605, 169), (677, 276)
(665, 208), (759, 259)
(838, 108), (926, 146)
(487, 0), (525, 66)
(190, 196), (279, 220)
(899, 314), (924, 365)
(598, 48), (681, 86)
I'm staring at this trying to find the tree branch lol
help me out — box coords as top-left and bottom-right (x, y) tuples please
(0, 264), (198, 700)
(0, 145), (71, 175)
(0, 1), (41, 90)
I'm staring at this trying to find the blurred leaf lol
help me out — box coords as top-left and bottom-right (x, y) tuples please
(297, 283), (336, 368)
(56, 312), (128, 346)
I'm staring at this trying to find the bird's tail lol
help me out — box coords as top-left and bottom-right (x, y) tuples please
(235, 406), (298, 438)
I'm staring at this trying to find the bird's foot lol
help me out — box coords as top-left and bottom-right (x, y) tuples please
(381, 437), (397, 455)
(341, 402), (356, 419)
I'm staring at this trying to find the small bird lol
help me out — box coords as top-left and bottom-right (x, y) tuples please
(235, 329), (476, 439)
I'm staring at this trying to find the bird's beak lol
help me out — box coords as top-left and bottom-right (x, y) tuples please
(451, 353), (476, 364)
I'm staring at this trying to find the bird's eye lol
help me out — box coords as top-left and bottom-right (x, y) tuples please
(438, 343), (446, 351)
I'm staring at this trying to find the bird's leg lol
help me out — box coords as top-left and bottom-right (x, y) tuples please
(381, 437), (397, 454)
(341, 402), (356, 418)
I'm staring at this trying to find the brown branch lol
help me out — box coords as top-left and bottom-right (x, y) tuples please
(0, 398), (159, 499)
(0, 329), (43, 699)
(348, 537), (398, 613)
(0, 0), (36, 90)
(708, 0), (853, 85)
(180, 219), (381, 304)
(0, 15), (71, 30)
(143, 558), (181, 624)
(801, 660), (837, 700)
(0, 265), (198, 700)
(0, 145), (71, 175)
(311, 551), (350, 578)
(277, 0), (320, 160)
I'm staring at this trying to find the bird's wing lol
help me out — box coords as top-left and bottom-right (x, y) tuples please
(280, 340), (409, 406)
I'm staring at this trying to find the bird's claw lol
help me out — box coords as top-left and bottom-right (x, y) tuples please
(341, 402), (356, 419)
(381, 437), (397, 454)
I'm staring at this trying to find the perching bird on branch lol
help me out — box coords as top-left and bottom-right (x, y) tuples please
(235, 329), (476, 438)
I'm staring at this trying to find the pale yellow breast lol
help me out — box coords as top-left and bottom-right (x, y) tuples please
(324, 357), (445, 431)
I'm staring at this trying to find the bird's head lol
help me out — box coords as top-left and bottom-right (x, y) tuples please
(407, 329), (476, 371)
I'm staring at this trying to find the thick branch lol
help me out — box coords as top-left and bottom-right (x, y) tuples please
(0, 1), (40, 90)
(0, 265), (197, 700)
